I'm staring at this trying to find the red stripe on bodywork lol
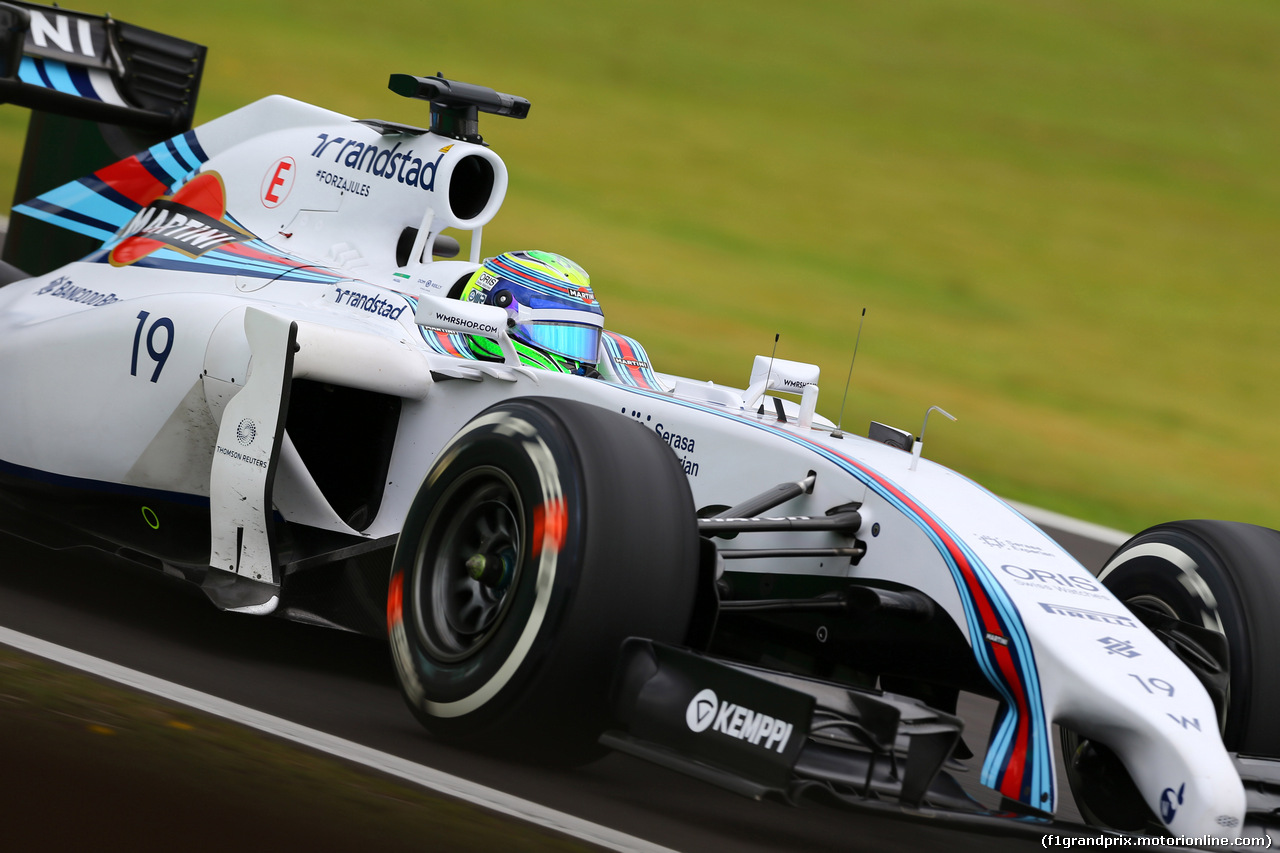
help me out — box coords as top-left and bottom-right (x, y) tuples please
(94, 157), (168, 207)
(802, 438), (1033, 800)
(610, 334), (645, 384)
(888, 482), (1030, 798)
(220, 241), (300, 266)
(606, 332), (658, 389)
(432, 330), (465, 357)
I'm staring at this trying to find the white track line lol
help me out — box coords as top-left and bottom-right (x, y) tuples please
(0, 625), (679, 853)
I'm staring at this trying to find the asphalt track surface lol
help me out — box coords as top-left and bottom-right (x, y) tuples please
(0, 524), (1120, 852)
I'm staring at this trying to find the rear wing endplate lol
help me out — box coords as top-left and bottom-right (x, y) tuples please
(0, 1), (204, 131)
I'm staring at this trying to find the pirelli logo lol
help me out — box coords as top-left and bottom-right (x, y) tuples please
(1038, 601), (1138, 628)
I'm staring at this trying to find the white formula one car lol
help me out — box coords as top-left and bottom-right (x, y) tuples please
(1, 2), (1278, 841)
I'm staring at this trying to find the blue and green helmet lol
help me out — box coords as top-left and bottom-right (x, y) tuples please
(459, 250), (604, 374)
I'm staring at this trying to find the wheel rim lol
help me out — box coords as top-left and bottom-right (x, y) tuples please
(412, 466), (524, 663)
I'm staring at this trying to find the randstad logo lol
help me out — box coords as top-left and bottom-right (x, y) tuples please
(310, 133), (447, 192)
(686, 689), (718, 732)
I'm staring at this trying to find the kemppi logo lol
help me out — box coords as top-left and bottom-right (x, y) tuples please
(686, 689), (718, 732)
(684, 688), (795, 753)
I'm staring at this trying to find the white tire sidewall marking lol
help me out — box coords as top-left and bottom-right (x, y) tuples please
(415, 409), (564, 719)
(1099, 541), (1224, 633)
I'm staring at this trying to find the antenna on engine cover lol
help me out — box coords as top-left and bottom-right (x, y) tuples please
(758, 334), (780, 417)
(830, 308), (866, 439)
(388, 73), (530, 145)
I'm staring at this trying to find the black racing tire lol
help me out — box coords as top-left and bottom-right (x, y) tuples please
(1096, 519), (1280, 755)
(387, 397), (699, 762)
(1063, 519), (1280, 830)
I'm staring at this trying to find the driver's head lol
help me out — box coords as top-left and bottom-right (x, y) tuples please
(459, 250), (604, 374)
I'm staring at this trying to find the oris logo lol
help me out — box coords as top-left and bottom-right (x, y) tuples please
(1000, 563), (1099, 592)
(686, 689), (718, 732)
(236, 418), (257, 446)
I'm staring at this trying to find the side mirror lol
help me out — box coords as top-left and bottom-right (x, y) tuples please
(414, 294), (518, 364)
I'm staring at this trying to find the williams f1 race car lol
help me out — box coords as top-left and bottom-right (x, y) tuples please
(1, 2), (1279, 842)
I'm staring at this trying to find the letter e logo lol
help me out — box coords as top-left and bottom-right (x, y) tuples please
(262, 157), (296, 208)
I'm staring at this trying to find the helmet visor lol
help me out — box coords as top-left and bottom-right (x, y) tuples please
(516, 320), (602, 364)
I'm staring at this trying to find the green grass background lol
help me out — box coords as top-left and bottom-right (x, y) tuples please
(1, 0), (1276, 533)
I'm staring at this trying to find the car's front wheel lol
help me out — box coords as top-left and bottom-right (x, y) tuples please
(387, 397), (699, 762)
(1063, 519), (1280, 829)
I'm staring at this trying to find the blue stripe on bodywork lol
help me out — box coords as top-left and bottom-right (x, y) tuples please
(163, 137), (195, 174)
(12, 196), (116, 241)
(37, 180), (137, 230)
(147, 141), (191, 185)
(175, 131), (208, 167)
(86, 248), (347, 284)
(18, 56), (51, 89)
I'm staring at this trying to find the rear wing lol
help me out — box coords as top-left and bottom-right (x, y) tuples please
(0, 1), (205, 273)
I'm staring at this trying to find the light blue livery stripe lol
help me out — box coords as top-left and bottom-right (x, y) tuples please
(10, 202), (115, 241)
(170, 134), (203, 172)
(41, 59), (81, 97)
(145, 141), (192, 185)
(18, 57), (46, 88)
(37, 181), (136, 231)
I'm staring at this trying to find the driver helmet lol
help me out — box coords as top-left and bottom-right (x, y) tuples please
(459, 250), (604, 374)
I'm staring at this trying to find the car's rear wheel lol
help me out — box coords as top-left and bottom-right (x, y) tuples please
(388, 397), (699, 762)
(1063, 519), (1280, 829)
